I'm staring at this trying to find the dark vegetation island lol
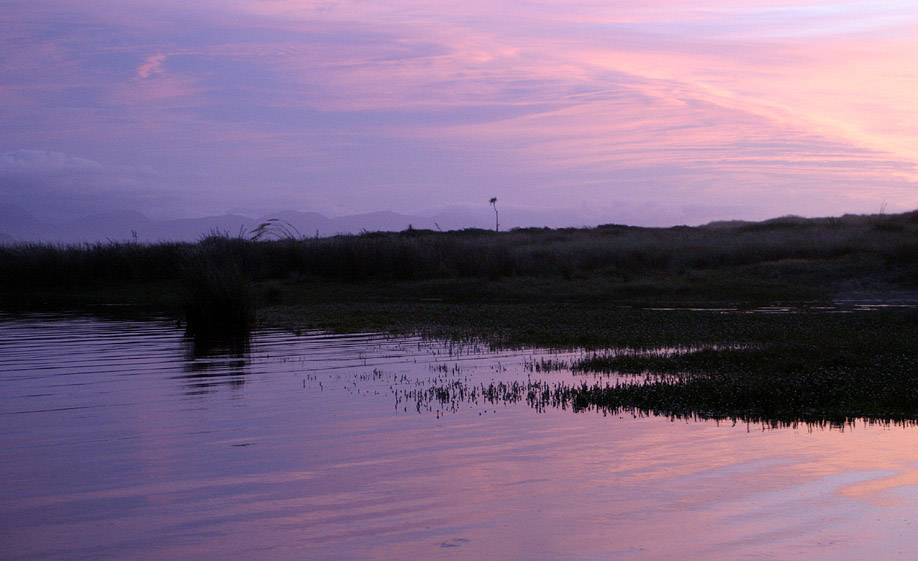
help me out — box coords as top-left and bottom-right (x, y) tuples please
(2, 211), (917, 427)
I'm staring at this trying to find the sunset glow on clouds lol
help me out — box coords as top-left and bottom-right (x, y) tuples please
(2, 0), (916, 225)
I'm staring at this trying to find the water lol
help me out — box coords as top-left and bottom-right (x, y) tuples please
(2, 314), (918, 560)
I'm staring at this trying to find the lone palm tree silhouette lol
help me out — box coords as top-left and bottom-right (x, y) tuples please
(490, 197), (499, 232)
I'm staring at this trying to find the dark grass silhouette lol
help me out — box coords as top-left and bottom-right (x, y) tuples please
(180, 234), (255, 341)
(1, 210), (916, 290)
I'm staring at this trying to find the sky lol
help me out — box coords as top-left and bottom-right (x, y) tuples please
(2, 0), (918, 227)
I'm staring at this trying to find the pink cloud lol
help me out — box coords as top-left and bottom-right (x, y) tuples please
(135, 53), (167, 79)
(237, 1), (918, 176)
(3, 0), (917, 223)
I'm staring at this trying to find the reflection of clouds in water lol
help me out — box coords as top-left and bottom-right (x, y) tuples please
(5, 316), (918, 560)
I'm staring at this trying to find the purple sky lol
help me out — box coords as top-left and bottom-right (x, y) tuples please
(3, 1), (917, 227)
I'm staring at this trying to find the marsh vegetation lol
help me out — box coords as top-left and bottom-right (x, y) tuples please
(1, 210), (916, 424)
(389, 308), (918, 427)
(2, 210), (916, 302)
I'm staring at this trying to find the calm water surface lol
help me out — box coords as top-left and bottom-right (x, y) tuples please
(2, 314), (917, 560)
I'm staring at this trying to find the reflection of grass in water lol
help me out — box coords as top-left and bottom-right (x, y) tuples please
(409, 368), (918, 429)
(299, 305), (917, 428)
(395, 311), (918, 428)
(523, 357), (570, 372)
(572, 346), (756, 374)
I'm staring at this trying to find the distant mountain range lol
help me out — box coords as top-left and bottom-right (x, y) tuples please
(1, 202), (772, 244)
(0, 205), (498, 244)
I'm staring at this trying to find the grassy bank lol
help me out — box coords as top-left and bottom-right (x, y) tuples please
(2, 211), (916, 425)
(2, 210), (916, 311)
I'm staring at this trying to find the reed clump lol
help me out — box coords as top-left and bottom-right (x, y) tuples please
(180, 235), (255, 340)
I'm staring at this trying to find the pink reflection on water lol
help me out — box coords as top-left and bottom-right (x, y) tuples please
(2, 318), (918, 560)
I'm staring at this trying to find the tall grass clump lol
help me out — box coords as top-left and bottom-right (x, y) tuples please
(181, 234), (255, 341)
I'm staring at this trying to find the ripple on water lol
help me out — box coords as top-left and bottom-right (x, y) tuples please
(2, 314), (918, 561)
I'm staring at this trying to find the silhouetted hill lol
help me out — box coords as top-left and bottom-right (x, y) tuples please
(0, 208), (441, 243)
(328, 211), (437, 234)
(147, 214), (256, 241)
(62, 210), (154, 241)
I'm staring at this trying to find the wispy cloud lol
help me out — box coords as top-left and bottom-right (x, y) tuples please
(135, 53), (167, 79)
(1, 0), (916, 224)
